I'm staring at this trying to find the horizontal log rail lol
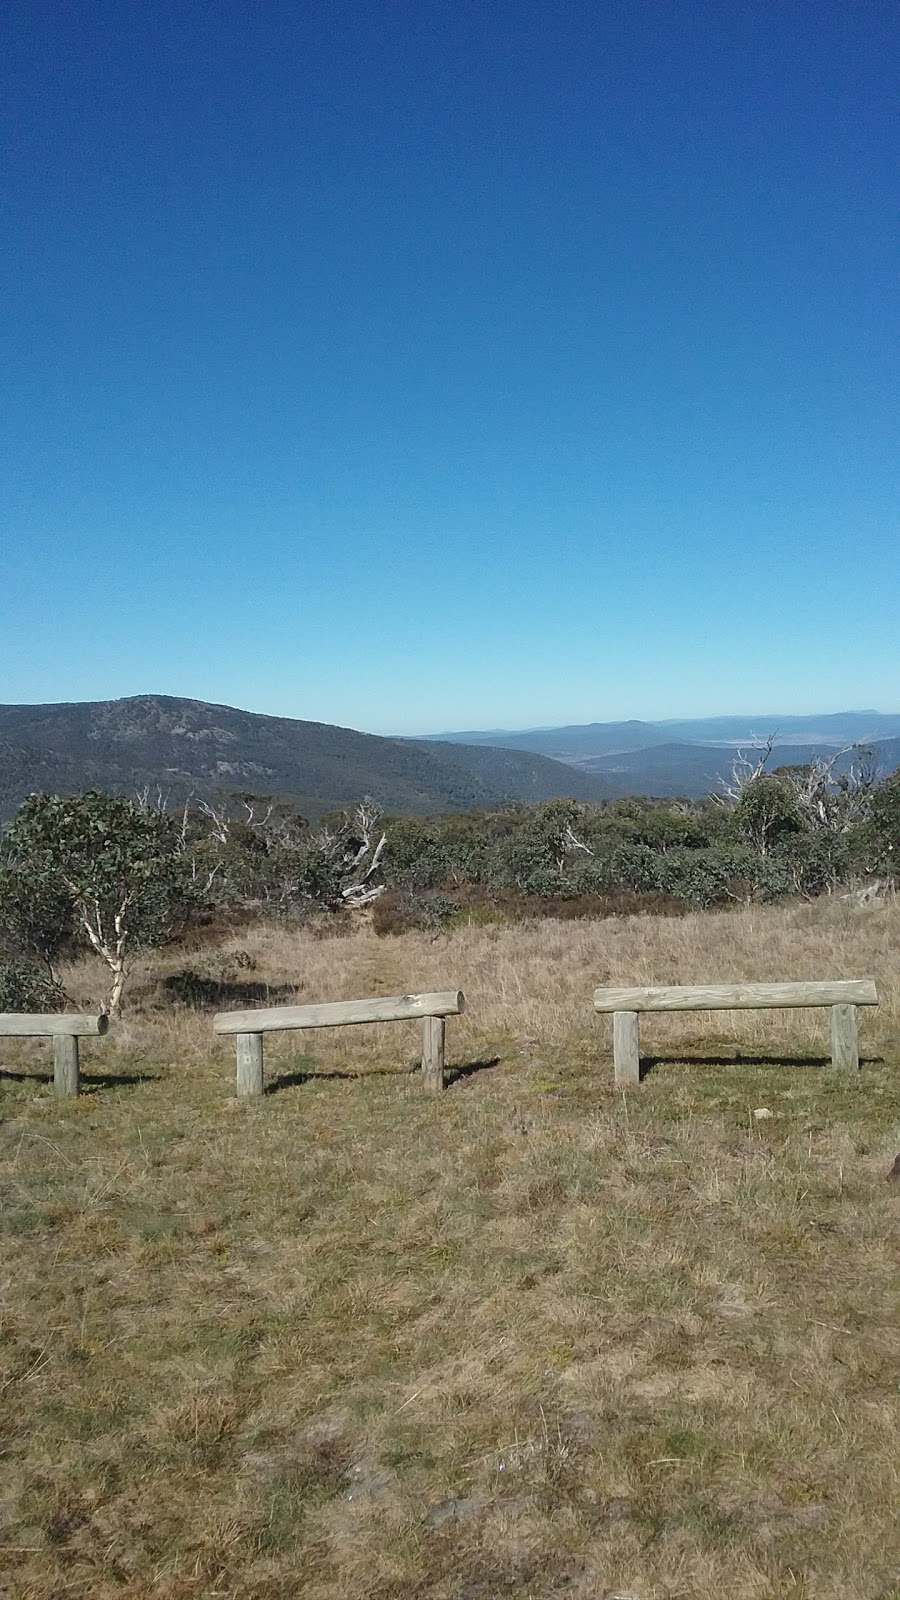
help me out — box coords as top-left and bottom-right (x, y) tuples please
(0, 1012), (110, 1098)
(593, 980), (878, 1013)
(592, 980), (879, 1087)
(0, 1012), (110, 1036)
(213, 990), (465, 1098)
(213, 991), (464, 1035)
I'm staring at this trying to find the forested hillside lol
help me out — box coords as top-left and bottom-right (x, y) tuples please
(0, 696), (612, 823)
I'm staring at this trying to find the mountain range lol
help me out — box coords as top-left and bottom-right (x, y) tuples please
(424, 712), (900, 797)
(1, 698), (898, 824)
(0, 696), (614, 824)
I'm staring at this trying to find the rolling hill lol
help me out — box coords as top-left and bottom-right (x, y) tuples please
(425, 712), (900, 796)
(2, 699), (897, 822)
(0, 696), (615, 824)
(427, 719), (673, 760)
(577, 738), (900, 797)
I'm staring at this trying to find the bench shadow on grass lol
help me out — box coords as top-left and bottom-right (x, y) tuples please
(266, 1057), (501, 1095)
(445, 1057), (501, 1087)
(639, 1050), (883, 1080)
(0, 1066), (160, 1091)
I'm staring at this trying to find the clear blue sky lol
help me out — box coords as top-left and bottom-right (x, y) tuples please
(1, 0), (897, 734)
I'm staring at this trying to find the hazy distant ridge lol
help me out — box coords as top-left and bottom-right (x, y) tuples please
(422, 712), (900, 796)
(2, 699), (898, 822)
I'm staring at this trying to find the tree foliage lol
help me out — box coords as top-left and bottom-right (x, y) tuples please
(1, 755), (896, 996)
(1, 792), (192, 1013)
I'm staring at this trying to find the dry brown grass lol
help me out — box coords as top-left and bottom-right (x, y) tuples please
(1, 899), (899, 1599)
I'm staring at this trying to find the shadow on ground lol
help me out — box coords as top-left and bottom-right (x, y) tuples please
(266, 1057), (501, 1094)
(639, 1051), (883, 1079)
(162, 971), (297, 1007)
(0, 1067), (160, 1090)
(445, 1057), (501, 1086)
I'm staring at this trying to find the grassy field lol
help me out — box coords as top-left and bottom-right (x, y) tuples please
(2, 899), (899, 1599)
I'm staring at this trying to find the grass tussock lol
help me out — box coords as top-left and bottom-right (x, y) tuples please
(1, 897), (899, 1598)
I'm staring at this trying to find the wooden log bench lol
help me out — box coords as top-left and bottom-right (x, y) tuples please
(0, 1012), (110, 1098)
(213, 990), (466, 1098)
(592, 980), (879, 1087)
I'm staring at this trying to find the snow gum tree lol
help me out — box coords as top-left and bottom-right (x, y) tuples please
(2, 791), (192, 1014)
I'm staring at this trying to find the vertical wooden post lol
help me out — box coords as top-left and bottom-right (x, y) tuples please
(236, 1032), (264, 1097)
(830, 1004), (859, 1071)
(53, 1034), (80, 1098)
(421, 1015), (445, 1094)
(613, 1010), (640, 1087)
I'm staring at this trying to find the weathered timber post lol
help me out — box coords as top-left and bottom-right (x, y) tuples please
(613, 1010), (640, 1087)
(53, 1034), (80, 1097)
(0, 1013), (108, 1099)
(830, 1004), (859, 1072)
(214, 990), (464, 1100)
(594, 980), (877, 1087)
(421, 1014), (445, 1094)
(236, 1032), (264, 1097)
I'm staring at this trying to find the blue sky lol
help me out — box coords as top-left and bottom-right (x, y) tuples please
(1, 0), (897, 735)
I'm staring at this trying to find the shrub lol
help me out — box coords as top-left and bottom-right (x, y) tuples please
(2, 792), (195, 1013)
(372, 892), (456, 937)
(869, 770), (900, 876)
(0, 959), (66, 1012)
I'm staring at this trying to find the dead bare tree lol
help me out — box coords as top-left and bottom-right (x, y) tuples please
(713, 734), (777, 806)
(320, 800), (387, 907)
(560, 821), (594, 863)
(777, 745), (877, 834)
(174, 791), (388, 912)
(135, 783), (172, 815)
(195, 797), (231, 846)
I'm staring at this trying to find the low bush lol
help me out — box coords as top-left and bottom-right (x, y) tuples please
(0, 958), (66, 1012)
(372, 891), (457, 936)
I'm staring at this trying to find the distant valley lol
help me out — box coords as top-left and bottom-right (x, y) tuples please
(423, 711), (900, 798)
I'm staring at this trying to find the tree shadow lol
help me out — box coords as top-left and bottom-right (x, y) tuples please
(162, 971), (298, 1008)
(639, 1051), (883, 1080)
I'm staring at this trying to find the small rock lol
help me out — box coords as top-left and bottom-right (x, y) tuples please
(345, 1459), (393, 1503)
(566, 1409), (594, 1438)
(425, 1495), (528, 1528)
(753, 1107), (774, 1120)
(791, 1502), (830, 1529)
(426, 1495), (488, 1527)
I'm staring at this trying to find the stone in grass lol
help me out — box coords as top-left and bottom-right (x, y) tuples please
(426, 1495), (488, 1527)
(425, 1495), (529, 1528)
(753, 1107), (774, 1120)
(344, 1459), (396, 1503)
